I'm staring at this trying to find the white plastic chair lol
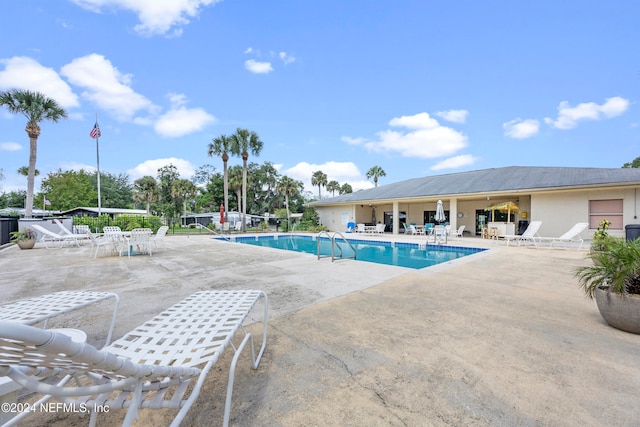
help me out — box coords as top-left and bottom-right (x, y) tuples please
(452, 225), (465, 238)
(150, 225), (169, 249)
(538, 222), (588, 250)
(125, 228), (153, 257)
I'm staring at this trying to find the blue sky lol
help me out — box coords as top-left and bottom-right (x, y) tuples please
(1, 1), (639, 197)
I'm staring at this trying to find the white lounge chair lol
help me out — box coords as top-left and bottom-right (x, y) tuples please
(502, 221), (542, 247)
(31, 224), (85, 248)
(538, 222), (588, 250)
(150, 225), (169, 249)
(0, 290), (120, 346)
(375, 223), (386, 234)
(356, 223), (366, 233)
(0, 289), (268, 427)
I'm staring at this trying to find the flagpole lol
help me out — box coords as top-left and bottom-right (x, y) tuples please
(95, 113), (102, 216)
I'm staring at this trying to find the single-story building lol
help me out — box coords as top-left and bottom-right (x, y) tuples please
(308, 166), (640, 239)
(59, 207), (148, 219)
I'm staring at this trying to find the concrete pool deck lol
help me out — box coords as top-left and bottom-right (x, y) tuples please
(1, 233), (639, 426)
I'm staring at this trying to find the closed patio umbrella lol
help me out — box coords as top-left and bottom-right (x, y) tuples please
(219, 204), (225, 224)
(435, 200), (446, 223)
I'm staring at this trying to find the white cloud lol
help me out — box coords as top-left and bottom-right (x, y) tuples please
(244, 59), (273, 74)
(279, 52), (296, 64)
(344, 112), (468, 159)
(59, 161), (96, 172)
(244, 47), (253, 54)
(430, 154), (477, 171)
(436, 109), (468, 124)
(544, 96), (630, 130)
(153, 93), (215, 137)
(127, 158), (196, 180)
(0, 56), (79, 108)
(503, 118), (540, 139)
(1, 142), (22, 152)
(61, 53), (159, 122)
(69, 0), (221, 37)
(283, 161), (372, 194)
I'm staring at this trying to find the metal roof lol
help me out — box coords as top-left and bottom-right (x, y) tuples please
(310, 166), (640, 205)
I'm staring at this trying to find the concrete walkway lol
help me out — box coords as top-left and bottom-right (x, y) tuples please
(1, 233), (639, 426)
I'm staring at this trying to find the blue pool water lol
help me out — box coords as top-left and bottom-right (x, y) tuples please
(218, 235), (486, 269)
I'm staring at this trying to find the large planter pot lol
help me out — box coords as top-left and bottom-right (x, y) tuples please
(16, 239), (36, 250)
(594, 286), (640, 334)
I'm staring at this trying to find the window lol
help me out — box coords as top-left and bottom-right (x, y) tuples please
(589, 199), (623, 229)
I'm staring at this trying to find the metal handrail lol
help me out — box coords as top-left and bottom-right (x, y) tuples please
(316, 231), (356, 262)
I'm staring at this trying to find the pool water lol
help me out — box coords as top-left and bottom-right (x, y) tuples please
(218, 235), (486, 269)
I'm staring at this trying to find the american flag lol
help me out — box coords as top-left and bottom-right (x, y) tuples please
(90, 122), (101, 139)
(44, 197), (51, 206)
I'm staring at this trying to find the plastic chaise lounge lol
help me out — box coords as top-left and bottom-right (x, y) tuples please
(537, 222), (588, 250)
(30, 224), (85, 249)
(502, 221), (542, 247)
(0, 289), (268, 427)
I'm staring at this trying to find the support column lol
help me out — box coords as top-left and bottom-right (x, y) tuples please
(393, 201), (399, 235)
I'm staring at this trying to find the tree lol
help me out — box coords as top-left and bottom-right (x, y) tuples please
(622, 157), (640, 168)
(157, 164), (180, 217)
(0, 89), (67, 218)
(230, 128), (263, 231)
(326, 180), (340, 197)
(311, 170), (327, 198)
(40, 169), (96, 210)
(228, 165), (243, 213)
(208, 134), (233, 222)
(340, 183), (353, 194)
(171, 178), (198, 218)
(133, 176), (158, 215)
(276, 176), (303, 225)
(89, 171), (132, 208)
(366, 165), (386, 187)
(17, 166), (39, 177)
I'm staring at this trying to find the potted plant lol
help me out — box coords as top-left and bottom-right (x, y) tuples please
(10, 227), (37, 249)
(575, 236), (640, 334)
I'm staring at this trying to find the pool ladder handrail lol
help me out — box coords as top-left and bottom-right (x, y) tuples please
(317, 231), (357, 262)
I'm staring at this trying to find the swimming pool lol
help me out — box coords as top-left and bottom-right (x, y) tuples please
(217, 234), (486, 269)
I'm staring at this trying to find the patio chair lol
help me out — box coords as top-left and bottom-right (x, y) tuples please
(30, 224), (85, 249)
(502, 221), (542, 247)
(356, 223), (366, 233)
(375, 223), (386, 234)
(409, 224), (424, 235)
(0, 289), (268, 427)
(102, 226), (127, 256)
(538, 222), (588, 250)
(452, 225), (465, 238)
(150, 225), (169, 250)
(125, 228), (153, 257)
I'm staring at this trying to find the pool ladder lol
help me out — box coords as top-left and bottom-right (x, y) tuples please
(317, 231), (357, 262)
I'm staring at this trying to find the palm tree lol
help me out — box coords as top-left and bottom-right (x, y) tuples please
(133, 176), (157, 215)
(208, 134), (233, 222)
(366, 165), (386, 188)
(326, 180), (340, 197)
(340, 183), (353, 194)
(17, 166), (40, 177)
(171, 179), (198, 218)
(228, 165), (244, 214)
(276, 176), (303, 225)
(0, 89), (67, 218)
(311, 170), (327, 198)
(230, 128), (263, 231)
